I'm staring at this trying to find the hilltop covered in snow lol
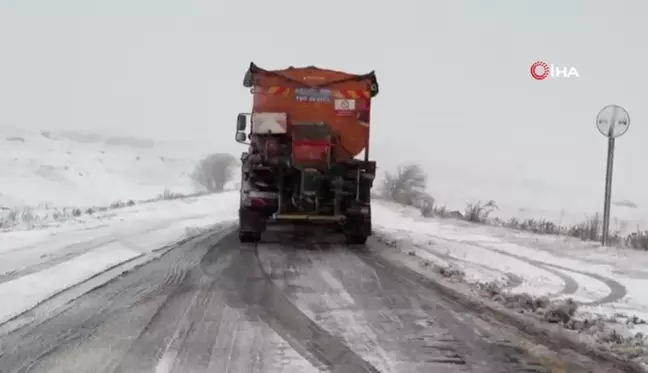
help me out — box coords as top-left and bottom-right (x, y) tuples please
(0, 126), (212, 208)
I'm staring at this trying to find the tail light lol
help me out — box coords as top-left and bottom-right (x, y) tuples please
(292, 139), (330, 163)
(250, 198), (266, 208)
(265, 137), (279, 154)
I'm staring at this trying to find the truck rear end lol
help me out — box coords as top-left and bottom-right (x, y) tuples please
(235, 62), (379, 244)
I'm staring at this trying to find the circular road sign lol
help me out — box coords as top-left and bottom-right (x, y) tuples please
(597, 105), (630, 138)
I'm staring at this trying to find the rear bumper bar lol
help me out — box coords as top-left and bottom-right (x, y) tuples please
(271, 214), (346, 222)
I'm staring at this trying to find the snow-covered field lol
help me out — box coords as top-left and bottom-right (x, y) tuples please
(0, 126), (205, 208)
(424, 174), (648, 235)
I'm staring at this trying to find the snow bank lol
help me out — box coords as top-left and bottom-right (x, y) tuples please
(372, 200), (648, 370)
(0, 244), (140, 324)
(0, 192), (240, 326)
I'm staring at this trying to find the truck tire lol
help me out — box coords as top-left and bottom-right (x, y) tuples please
(344, 212), (371, 245)
(239, 230), (261, 243)
(238, 208), (265, 243)
(346, 233), (367, 245)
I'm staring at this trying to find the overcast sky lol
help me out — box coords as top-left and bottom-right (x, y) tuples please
(1, 0), (646, 211)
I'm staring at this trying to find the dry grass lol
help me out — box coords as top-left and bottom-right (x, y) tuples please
(404, 191), (648, 250)
(0, 189), (210, 230)
(497, 213), (648, 250)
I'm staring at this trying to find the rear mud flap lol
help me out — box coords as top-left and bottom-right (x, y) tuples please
(239, 208), (266, 233)
(346, 213), (371, 235)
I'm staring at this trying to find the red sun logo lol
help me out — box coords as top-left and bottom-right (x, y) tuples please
(530, 61), (549, 80)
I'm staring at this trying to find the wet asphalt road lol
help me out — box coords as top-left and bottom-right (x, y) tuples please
(0, 227), (554, 373)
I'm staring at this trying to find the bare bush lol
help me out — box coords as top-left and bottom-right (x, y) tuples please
(191, 153), (238, 193)
(0, 207), (35, 228)
(416, 194), (436, 217)
(380, 163), (438, 216)
(157, 189), (185, 200)
(434, 204), (447, 217)
(624, 231), (648, 250)
(464, 200), (498, 223)
(109, 200), (126, 209)
(381, 163), (426, 204)
(381, 163), (437, 217)
(506, 217), (562, 235)
(563, 213), (625, 244)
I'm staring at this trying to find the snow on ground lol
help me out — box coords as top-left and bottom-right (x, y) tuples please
(419, 165), (648, 235)
(372, 199), (648, 367)
(2, 124), (647, 367)
(0, 126), (207, 208)
(0, 192), (239, 326)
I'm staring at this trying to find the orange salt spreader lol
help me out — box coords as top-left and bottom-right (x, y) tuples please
(234, 62), (379, 245)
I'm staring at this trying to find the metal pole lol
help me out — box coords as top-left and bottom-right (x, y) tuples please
(596, 104), (629, 246)
(602, 136), (615, 246)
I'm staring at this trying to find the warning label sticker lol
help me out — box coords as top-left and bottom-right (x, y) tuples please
(334, 99), (355, 116)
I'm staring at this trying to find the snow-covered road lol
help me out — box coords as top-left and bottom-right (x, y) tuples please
(0, 192), (646, 372)
(0, 227), (557, 373)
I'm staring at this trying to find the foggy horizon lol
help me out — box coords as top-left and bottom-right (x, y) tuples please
(2, 0), (646, 209)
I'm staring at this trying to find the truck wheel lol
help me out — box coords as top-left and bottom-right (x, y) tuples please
(346, 233), (367, 245)
(344, 211), (371, 245)
(239, 230), (261, 243)
(238, 207), (265, 243)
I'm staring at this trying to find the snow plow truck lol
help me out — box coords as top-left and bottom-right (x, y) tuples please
(235, 62), (379, 244)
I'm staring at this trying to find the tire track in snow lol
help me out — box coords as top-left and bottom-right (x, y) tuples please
(251, 240), (381, 373)
(0, 220), (178, 285)
(293, 242), (397, 372)
(536, 263), (627, 306)
(410, 231), (624, 305)
(527, 263), (580, 297)
(0, 229), (230, 373)
(258, 235), (551, 373)
(0, 227), (326, 373)
(112, 248), (231, 373)
(307, 244), (467, 371)
(412, 243), (525, 291)
(0, 226), (228, 335)
(468, 241), (627, 306)
(352, 244), (550, 373)
(408, 237), (576, 297)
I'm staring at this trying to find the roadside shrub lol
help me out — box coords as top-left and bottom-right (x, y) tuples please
(464, 200), (498, 223)
(625, 231), (648, 250)
(416, 194), (436, 217)
(380, 163), (438, 217)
